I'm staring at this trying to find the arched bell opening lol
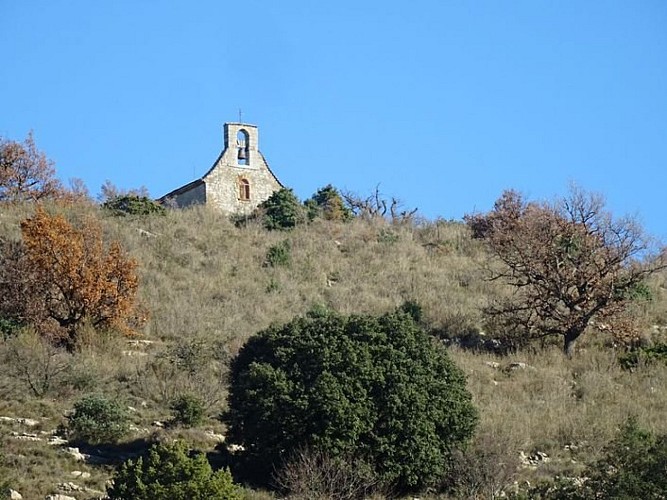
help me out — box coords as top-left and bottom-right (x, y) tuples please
(237, 129), (250, 166)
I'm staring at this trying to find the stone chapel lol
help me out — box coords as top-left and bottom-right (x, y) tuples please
(159, 122), (283, 214)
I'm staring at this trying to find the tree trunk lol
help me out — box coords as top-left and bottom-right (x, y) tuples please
(563, 331), (579, 358)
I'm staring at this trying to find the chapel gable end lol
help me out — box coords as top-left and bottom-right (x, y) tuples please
(158, 121), (283, 215)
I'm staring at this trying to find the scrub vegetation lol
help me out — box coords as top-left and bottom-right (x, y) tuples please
(0, 133), (666, 498)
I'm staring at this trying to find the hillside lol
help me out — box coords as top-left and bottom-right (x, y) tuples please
(0, 202), (666, 499)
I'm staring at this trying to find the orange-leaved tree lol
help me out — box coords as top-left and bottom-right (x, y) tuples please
(17, 206), (141, 348)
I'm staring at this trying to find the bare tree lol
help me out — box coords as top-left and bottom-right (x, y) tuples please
(0, 131), (64, 202)
(465, 188), (665, 356)
(273, 447), (383, 500)
(97, 179), (150, 203)
(342, 185), (418, 223)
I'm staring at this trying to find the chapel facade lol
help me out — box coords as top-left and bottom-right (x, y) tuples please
(159, 123), (283, 214)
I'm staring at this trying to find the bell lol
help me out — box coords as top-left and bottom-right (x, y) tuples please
(238, 147), (247, 160)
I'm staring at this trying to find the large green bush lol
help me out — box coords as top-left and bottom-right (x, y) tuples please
(107, 441), (243, 500)
(225, 309), (478, 493)
(67, 394), (130, 444)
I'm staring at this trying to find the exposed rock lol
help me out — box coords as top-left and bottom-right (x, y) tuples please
(65, 447), (88, 461)
(519, 450), (550, 468)
(128, 424), (150, 434)
(127, 339), (155, 347)
(57, 482), (83, 492)
(152, 420), (165, 428)
(204, 430), (225, 442)
(9, 490), (22, 499)
(121, 350), (148, 357)
(45, 495), (76, 500)
(485, 361), (501, 369)
(70, 471), (91, 479)
(47, 436), (68, 446)
(508, 480), (532, 494)
(0, 416), (40, 427)
(136, 228), (158, 238)
(10, 432), (42, 442)
(505, 361), (536, 373)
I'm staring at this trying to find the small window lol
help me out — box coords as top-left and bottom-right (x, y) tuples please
(239, 178), (250, 200)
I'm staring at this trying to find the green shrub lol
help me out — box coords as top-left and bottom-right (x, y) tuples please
(265, 277), (281, 293)
(67, 394), (130, 444)
(619, 342), (667, 370)
(170, 394), (206, 427)
(524, 418), (667, 499)
(102, 195), (166, 216)
(0, 317), (22, 339)
(0, 481), (9, 500)
(264, 240), (291, 267)
(398, 299), (423, 324)
(305, 184), (353, 222)
(257, 188), (305, 230)
(377, 228), (399, 244)
(225, 309), (478, 493)
(0, 452), (11, 500)
(164, 338), (209, 376)
(107, 441), (243, 500)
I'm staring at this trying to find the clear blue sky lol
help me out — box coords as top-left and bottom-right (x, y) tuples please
(2, 1), (666, 238)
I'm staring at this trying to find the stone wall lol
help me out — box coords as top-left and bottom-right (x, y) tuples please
(168, 182), (206, 208)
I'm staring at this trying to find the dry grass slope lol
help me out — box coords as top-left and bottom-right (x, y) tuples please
(0, 202), (665, 498)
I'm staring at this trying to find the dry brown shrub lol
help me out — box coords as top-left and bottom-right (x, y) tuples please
(273, 447), (383, 500)
(1, 329), (72, 397)
(131, 337), (228, 412)
(442, 431), (521, 499)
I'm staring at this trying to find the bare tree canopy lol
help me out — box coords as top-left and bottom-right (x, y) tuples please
(465, 188), (666, 356)
(0, 132), (64, 202)
(342, 185), (418, 223)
